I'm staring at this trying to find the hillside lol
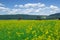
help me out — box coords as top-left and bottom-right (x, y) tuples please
(47, 13), (60, 19)
(0, 13), (60, 20)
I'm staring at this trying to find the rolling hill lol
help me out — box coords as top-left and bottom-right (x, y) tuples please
(0, 13), (60, 20)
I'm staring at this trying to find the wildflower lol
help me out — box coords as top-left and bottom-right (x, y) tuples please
(16, 32), (21, 37)
(29, 26), (32, 30)
(47, 36), (51, 40)
(26, 29), (30, 33)
(38, 36), (41, 38)
(8, 32), (11, 34)
(32, 38), (37, 40)
(45, 30), (48, 34)
(32, 30), (36, 34)
(25, 37), (29, 40)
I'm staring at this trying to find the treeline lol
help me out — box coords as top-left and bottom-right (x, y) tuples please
(0, 13), (60, 20)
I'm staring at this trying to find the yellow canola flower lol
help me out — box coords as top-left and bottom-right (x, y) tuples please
(16, 32), (24, 34)
(16, 32), (20, 35)
(29, 26), (32, 30)
(25, 37), (29, 40)
(47, 36), (51, 40)
(26, 29), (31, 33)
(32, 38), (37, 40)
(26, 26), (32, 33)
(8, 32), (11, 34)
(37, 36), (44, 40)
(45, 30), (49, 34)
(32, 30), (36, 34)
(16, 32), (24, 37)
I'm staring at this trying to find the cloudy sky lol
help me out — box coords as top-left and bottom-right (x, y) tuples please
(0, 0), (60, 15)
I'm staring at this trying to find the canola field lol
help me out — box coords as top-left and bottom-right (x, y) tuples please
(0, 20), (60, 40)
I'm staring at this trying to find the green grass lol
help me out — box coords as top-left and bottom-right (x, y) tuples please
(0, 20), (60, 40)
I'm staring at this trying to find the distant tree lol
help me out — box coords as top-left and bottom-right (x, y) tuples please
(37, 16), (41, 20)
(58, 18), (60, 20)
(18, 17), (22, 20)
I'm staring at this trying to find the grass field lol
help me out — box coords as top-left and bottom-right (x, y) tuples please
(0, 20), (60, 40)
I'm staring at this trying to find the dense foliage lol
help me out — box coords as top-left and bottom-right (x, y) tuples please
(0, 20), (59, 40)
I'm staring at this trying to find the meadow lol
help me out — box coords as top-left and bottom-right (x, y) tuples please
(0, 20), (60, 40)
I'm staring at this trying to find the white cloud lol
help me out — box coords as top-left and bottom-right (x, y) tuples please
(0, 7), (9, 11)
(50, 5), (59, 11)
(0, 3), (10, 14)
(9, 9), (22, 14)
(0, 3), (9, 12)
(14, 3), (45, 8)
(0, 3), (60, 15)
(49, 5), (60, 14)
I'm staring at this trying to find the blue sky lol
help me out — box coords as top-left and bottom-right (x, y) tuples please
(0, 0), (60, 15)
(0, 0), (60, 8)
